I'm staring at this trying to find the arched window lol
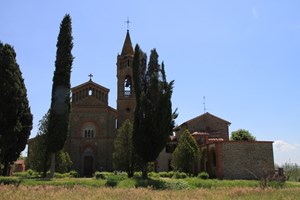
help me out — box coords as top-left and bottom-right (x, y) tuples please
(83, 123), (96, 139)
(124, 75), (132, 96)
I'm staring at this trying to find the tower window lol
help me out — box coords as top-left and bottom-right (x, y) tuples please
(88, 89), (92, 96)
(124, 75), (132, 96)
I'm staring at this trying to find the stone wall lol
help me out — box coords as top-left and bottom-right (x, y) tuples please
(156, 147), (173, 172)
(221, 141), (274, 179)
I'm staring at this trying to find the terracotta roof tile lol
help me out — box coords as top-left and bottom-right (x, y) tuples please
(192, 132), (210, 136)
(208, 138), (224, 142)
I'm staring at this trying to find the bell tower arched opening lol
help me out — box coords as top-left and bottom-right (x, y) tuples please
(124, 75), (132, 96)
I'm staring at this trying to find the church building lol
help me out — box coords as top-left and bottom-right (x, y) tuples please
(28, 29), (275, 179)
(64, 30), (136, 176)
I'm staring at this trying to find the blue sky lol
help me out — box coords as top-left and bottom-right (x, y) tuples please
(1, 1), (299, 165)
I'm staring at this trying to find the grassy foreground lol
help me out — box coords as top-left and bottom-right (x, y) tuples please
(1, 185), (300, 200)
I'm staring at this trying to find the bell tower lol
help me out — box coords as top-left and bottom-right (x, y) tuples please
(116, 30), (135, 128)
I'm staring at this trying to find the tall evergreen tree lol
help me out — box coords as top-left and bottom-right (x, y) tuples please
(132, 45), (176, 179)
(171, 129), (200, 174)
(0, 42), (33, 176)
(46, 14), (73, 178)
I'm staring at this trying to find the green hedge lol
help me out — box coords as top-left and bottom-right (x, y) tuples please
(198, 171), (209, 179)
(0, 177), (22, 185)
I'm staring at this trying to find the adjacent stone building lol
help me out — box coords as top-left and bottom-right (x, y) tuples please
(156, 112), (275, 180)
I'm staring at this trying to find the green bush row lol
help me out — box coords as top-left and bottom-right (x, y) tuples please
(150, 171), (209, 179)
(12, 170), (79, 178)
(0, 177), (22, 185)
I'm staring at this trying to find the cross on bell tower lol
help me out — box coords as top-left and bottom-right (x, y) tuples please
(125, 17), (131, 31)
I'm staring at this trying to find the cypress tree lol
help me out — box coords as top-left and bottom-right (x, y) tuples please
(132, 45), (176, 179)
(46, 14), (73, 178)
(171, 129), (200, 174)
(0, 42), (33, 176)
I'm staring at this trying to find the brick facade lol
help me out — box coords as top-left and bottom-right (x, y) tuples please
(65, 81), (117, 176)
(221, 141), (274, 179)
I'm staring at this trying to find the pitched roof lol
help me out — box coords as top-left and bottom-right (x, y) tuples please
(182, 112), (231, 126)
(121, 30), (134, 56)
(71, 80), (109, 93)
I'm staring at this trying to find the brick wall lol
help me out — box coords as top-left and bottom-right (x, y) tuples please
(221, 141), (274, 179)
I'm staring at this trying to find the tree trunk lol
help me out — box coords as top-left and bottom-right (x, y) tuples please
(141, 161), (148, 179)
(49, 153), (55, 178)
(2, 162), (8, 176)
(42, 150), (48, 178)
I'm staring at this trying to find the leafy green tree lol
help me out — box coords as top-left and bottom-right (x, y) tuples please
(28, 111), (49, 172)
(55, 150), (72, 173)
(28, 111), (72, 173)
(282, 163), (300, 182)
(230, 129), (256, 141)
(46, 14), (73, 178)
(113, 119), (138, 177)
(0, 42), (33, 176)
(171, 129), (200, 174)
(132, 45), (176, 179)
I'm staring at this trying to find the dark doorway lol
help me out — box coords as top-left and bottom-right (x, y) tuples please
(83, 156), (93, 177)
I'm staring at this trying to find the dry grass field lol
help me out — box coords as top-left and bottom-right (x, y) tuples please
(1, 185), (300, 200)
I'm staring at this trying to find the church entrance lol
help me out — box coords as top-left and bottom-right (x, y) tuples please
(83, 156), (93, 177)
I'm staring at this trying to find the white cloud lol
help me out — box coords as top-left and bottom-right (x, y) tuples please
(273, 140), (296, 152)
(252, 7), (259, 19)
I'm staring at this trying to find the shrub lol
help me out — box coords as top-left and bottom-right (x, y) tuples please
(173, 171), (187, 179)
(134, 171), (142, 177)
(180, 172), (187, 179)
(158, 172), (168, 178)
(69, 170), (79, 178)
(105, 177), (118, 187)
(158, 171), (175, 178)
(105, 175), (126, 187)
(26, 169), (34, 176)
(12, 172), (28, 178)
(148, 172), (159, 178)
(198, 172), (209, 180)
(94, 171), (111, 179)
(0, 177), (21, 186)
(54, 173), (65, 178)
(167, 171), (174, 178)
(14, 170), (40, 178)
